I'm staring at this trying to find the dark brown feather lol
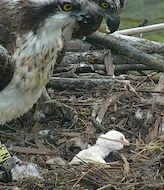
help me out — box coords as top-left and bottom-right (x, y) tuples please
(73, 14), (103, 38)
(0, 1), (16, 91)
(0, 45), (14, 91)
(0, 0), (58, 92)
(0, 0), (58, 34)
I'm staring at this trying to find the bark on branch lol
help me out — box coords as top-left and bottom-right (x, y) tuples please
(60, 51), (162, 66)
(86, 32), (164, 72)
(47, 77), (114, 90)
(65, 36), (164, 55)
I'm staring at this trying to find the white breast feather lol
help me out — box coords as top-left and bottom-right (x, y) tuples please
(0, 14), (74, 124)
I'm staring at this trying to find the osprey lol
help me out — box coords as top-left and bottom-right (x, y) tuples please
(89, 0), (126, 18)
(88, 0), (127, 32)
(72, 0), (126, 38)
(0, 0), (100, 124)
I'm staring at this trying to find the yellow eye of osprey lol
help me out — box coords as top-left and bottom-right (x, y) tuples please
(62, 3), (73, 11)
(100, 2), (110, 9)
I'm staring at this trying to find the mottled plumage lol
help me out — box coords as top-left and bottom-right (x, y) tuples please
(0, 0), (98, 124)
(0, 0), (125, 124)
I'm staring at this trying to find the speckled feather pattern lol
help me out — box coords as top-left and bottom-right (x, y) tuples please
(0, 0), (76, 124)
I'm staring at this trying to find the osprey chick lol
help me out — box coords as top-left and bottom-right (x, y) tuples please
(69, 130), (129, 164)
(0, 0), (96, 124)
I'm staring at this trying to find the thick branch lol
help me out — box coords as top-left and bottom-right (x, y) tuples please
(61, 51), (137, 65)
(54, 63), (151, 77)
(60, 51), (162, 66)
(47, 77), (114, 90)
(64, 39), (98, 52)
(65, 36), (164, 54)
(113, 34), (164, 54)
(86, 32), (164, 72)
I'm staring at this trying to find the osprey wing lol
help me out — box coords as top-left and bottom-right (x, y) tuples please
(0, 1), (16, 91)
(0, 45), (14, 92)
(0, 0), (17, 52)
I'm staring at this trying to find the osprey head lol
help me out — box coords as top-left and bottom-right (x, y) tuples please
(87, 0), (127, 33)
(86, 0), (126, 33)
(88, 0), (126, 18)
(56, 0), (103, 39)
(57, 0), (103, 38)
(15, 0), (100, 39)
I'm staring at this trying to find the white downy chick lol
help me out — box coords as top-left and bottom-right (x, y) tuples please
(69, 130), (129, 164)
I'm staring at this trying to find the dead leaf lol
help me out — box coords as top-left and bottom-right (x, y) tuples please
(104, 50), (114, 76)
(146, 115), (161, 143)
(96, 92), (125, 124)
(154, 75), (164, 92)
(35, 136), (48, 151)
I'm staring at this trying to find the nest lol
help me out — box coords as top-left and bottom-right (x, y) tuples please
(0, 73), (164, 190)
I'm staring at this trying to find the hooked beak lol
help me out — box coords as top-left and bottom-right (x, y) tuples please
(87, 1), (120, 33)
(72, 8), (102, 38)
(106, 16), (120, 33)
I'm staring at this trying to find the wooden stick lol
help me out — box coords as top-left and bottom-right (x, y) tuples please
(116, 23), (164, 35)
(47, 77), (114, 90)
(86, 32), (164, 72)
(64, 35), (164, 54)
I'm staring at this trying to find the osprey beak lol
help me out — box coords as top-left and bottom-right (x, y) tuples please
(106, 16), (120, 33)
(121, 138), (130, 146)
(72, 8), (102, 38)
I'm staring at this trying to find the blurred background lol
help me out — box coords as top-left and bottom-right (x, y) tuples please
(120, 0), (164, 42)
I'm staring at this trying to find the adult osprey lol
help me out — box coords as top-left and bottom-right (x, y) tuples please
(0, 0), (100, 124)
(88, 0), (127, 32)
(89, 0), (126, 17)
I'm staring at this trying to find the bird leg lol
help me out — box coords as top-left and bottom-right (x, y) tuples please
(41, 47), (78, 127)
(42, 87), (51, 101)
(45, 99), (78, 128)
(34, 88), (78, 127)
